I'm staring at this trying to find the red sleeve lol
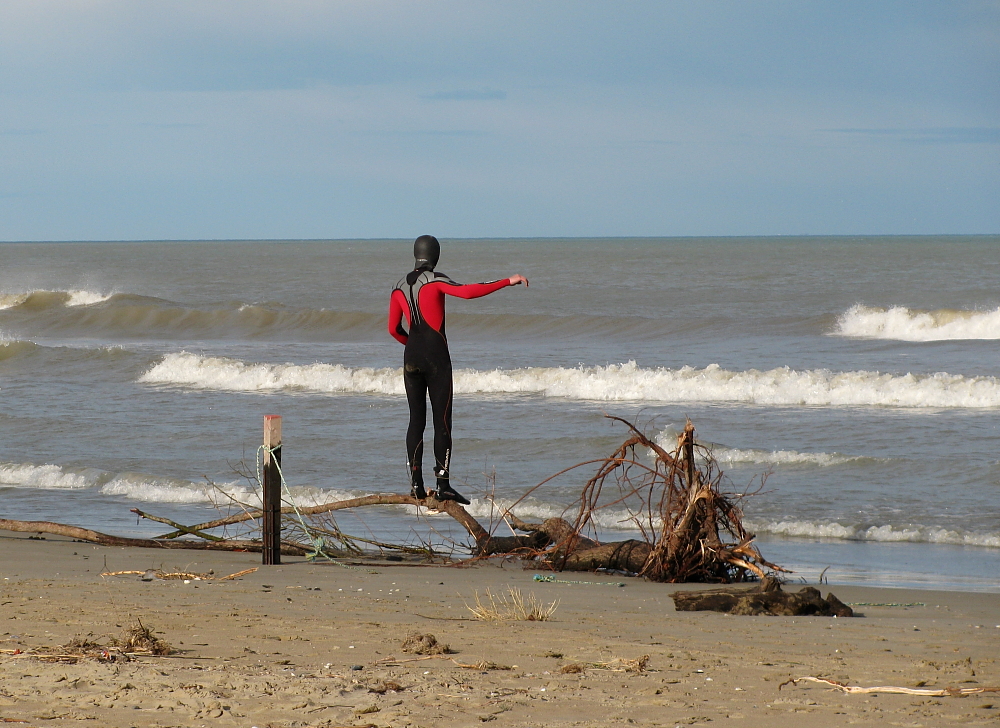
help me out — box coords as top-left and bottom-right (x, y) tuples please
(388, 288), (410, 345)
(438, 278), (511, 300)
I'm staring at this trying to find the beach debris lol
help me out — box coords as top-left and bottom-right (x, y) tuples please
(0, 517), (297, 553)
(28, 636), (117, 664)
(0, 416), (781, 586)
(533, 574), (624, 587)
(465, 586), (559, 622)
(368, 680), (404, 693)
(671, 577), (854, 617)
(100, 567), (257, 581)
(781, 676), (1000, 697)
(109, 619), (173, 656)
(597, 655), (650, 673)
(401, 632), (453, 655)
(559, 656), (650, 673)
(2, 622), (171, 664)
(451, 658), (513, 670)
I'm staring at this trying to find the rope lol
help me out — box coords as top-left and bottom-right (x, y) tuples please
(257, 445), (376, 573)
(533, 574), (625, 587)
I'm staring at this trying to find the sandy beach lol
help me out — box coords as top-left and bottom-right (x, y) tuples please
(1, 532), (998, 728)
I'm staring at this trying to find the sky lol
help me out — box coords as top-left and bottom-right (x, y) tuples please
(1, 1), (998, 240)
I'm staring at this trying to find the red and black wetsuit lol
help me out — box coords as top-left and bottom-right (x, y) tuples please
(388, 269), (511, 493)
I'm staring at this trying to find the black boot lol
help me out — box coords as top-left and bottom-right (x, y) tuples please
(433, 475), (470, 505)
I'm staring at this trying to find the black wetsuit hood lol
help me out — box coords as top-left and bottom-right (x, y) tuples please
(413, 234), (440, 271)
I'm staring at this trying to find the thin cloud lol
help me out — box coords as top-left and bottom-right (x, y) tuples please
(830, 127), (1000, 144)
(421, 89), (506, 101)
(135, 122), (204, 129)
(349, 128), (488, 137)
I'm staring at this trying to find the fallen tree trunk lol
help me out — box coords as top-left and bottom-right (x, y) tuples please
(483, 515), (652, 572)
(671, 578), (853, 617)
(560, 540), (651, 573)
(0, 518), (309, 555)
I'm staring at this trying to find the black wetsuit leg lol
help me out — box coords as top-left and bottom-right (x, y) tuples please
(403, 330), (453, 492)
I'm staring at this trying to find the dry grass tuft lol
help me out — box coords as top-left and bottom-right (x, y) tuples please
(466, 586), (559, 622)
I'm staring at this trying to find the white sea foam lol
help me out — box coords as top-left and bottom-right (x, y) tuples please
(0, 462), (98, 489)
(748, 519), (1000, 548)
(653, 428), (863, 466)
(65, 289), (113, 307)
(710, 447), (862, 467)
(141, 352), (1000, 409)
(99, 475), (251, 504)
(0, 293), (29, 310)
(139, 353), (404, 394)
(835, 304), (1000, 341)
(98, 474), (363, 508)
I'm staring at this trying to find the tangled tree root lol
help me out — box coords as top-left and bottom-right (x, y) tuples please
(488, 417), (783, 583)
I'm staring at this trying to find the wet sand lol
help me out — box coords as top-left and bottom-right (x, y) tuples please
(1, 532), (998, 727)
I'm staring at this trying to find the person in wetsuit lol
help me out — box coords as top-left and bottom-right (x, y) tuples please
(388, 235), (528, 504)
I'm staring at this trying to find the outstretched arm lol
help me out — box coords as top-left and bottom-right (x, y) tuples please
(440, 275), (529, 300)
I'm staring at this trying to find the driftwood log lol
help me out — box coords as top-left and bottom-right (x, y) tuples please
(0, 518), (309, 555)
(671, 577), (853, 617)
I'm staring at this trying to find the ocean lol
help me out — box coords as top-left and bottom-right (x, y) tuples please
(1, 237), (998, 592)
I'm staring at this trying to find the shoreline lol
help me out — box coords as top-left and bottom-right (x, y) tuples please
(2, 532), (998, 727)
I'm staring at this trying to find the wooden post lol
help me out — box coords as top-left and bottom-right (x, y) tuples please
(262, 415), (282, 565)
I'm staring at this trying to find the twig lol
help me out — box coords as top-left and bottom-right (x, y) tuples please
(100, 568), (258, 581)
(131, 509), (223, 541)
(451, 658), (513, 670)
(781, 676), (1000, 697)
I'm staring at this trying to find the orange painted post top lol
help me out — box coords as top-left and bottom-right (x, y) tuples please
(264, 415), (282, 463)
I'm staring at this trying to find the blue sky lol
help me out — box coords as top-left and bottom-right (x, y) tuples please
(1, 1), (997, 240)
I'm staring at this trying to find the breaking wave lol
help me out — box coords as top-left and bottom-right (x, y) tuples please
(97, 475), (355, 507)
(748, 519), (1000, 549)
(0, 289), (686, 341)
(0, 462), (103, 490)
(65, 290), (114, 307)
(710, 447), (865, 467)
(835, 304), (1000, 341)
(0, 339), (39, 361)
(654, 428), (868, 467)
(0, 458), (361, 509)
(141, 352), (1000, 408)
(0, 289), (113, 310)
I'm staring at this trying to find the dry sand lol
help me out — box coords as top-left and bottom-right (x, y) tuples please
(1, 532), (998, 727)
